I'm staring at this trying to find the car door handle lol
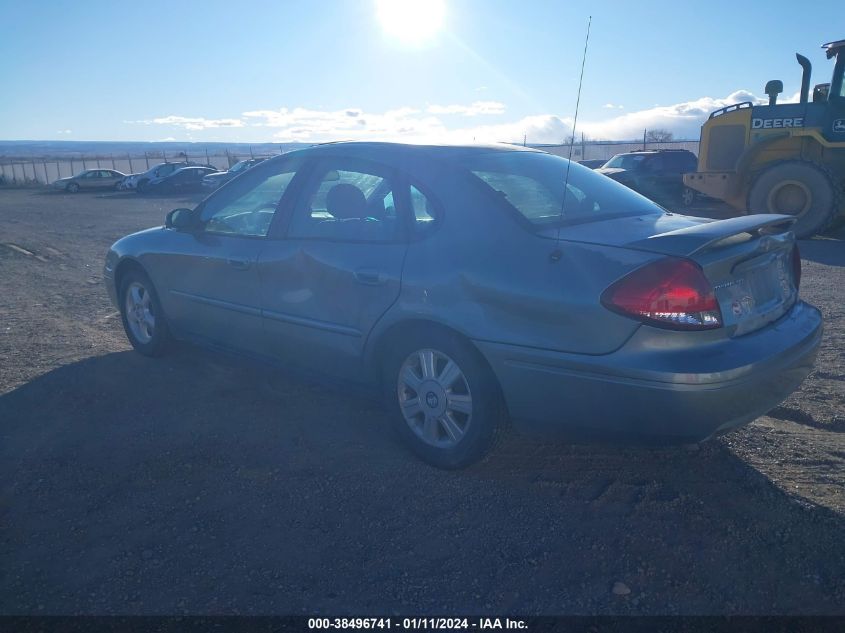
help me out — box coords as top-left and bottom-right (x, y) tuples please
(227, 258), (252, 271)
(354, 269), (386, 285)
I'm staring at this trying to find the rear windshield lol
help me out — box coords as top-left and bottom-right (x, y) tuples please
(464, 151), (662, 227)
(603, 153), (648, 169)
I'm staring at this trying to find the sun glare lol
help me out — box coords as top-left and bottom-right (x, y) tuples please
(376, 0), (445, 44)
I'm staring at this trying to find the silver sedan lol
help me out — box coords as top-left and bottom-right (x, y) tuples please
(53, 169), (125, 193)
(104, 142), (822, 468)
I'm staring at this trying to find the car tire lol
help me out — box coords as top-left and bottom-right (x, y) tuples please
(67, 182), (79, 193)
(681, 186), (696, 207)
(118, 269), (171, 357)
(137, 179), (149, 194)
(382, 327), (506, 469)
(747, 161), (838, 238)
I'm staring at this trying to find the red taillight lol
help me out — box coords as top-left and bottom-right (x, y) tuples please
(601, 258), (722, 330)
(791, 245), (801, 291)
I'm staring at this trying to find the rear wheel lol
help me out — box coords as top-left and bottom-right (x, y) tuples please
(118, 270), (170, 356)
(747, 161), (837, 238)
(681, 186), (696, 207)
(382, 327), (505, 469)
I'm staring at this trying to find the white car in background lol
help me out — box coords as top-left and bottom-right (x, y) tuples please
(120, 162), (190, 192)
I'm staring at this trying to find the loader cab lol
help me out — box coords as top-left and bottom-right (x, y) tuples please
(826, 40), (845, 102)
(822, 40), (845, 141)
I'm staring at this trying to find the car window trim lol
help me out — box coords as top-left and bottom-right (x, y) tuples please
(402, 176), (445, 242)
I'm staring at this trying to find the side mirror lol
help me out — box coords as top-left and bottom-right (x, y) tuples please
(166, 208), (196, 230)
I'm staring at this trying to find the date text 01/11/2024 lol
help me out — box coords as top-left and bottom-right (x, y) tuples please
(307, 617), (528, 630)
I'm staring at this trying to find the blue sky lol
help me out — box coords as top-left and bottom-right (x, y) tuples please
(0, 0), (840, 143)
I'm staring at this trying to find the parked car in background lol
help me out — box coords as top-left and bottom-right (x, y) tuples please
(577, 158), (607, 169)
(597, 149), (699, 206)
(104, 142), (820, 469)
(202, 158), (267, 190)
(139, 166), (216, 194)
(121, 161), (217, 192)
(53, 169), (126, 193)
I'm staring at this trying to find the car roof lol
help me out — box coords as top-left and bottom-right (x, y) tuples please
(615, 149), (693, 155)
(282, 140), (544, 161)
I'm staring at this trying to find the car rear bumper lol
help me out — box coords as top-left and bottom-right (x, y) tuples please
(475, 300), (822, 442)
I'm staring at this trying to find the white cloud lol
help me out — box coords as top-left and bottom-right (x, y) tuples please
(426, 101), (506, 116)
(579, 90), (766, 141)
(56, 129), (72, 134)
(129, 116), (245, 130)
(242, 106), (445, 141)
(602, 103), (624, 109)
(128, 91), (774, 144)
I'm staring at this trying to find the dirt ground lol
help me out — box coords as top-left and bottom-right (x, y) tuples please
(0, 188), (843, 615)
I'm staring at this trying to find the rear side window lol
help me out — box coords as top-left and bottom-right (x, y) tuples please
(465, 151), (662, 227)
(287, 161), (400, 243)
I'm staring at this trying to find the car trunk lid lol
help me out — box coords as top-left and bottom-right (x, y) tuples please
(543, 213), (800, 336)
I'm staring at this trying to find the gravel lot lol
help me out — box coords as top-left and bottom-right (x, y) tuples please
(0, 188), (843, 615)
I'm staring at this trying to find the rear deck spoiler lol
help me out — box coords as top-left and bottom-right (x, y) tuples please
(629, 214), (796, 257)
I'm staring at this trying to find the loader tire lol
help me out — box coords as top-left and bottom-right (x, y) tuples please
(747, 161), (838, 238)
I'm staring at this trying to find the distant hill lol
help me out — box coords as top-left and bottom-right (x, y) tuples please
(0, 140), (310, 159)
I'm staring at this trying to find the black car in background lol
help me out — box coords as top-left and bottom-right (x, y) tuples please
(141, 167), (217, 195)
(201, 158), (267, 190)
(597, 149), (699, 206)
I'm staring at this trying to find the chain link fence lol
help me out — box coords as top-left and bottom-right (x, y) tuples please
(0, 139), (702, 187)
(0, 148), (284, 187)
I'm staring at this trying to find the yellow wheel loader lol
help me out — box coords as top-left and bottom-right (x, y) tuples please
(684, 39), (845, 238)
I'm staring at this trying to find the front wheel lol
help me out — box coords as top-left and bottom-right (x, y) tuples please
(67, 182), (79, 193)
(118, 270), (171, 356)
(383, 328), (505, 468)
(681, 186), (696, 207)
(136, 179), (149, 194)
(747, 161), (838, 238)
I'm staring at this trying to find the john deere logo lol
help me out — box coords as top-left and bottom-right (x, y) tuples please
(751, 117), (804, 129)
(834, 119), (845, 133)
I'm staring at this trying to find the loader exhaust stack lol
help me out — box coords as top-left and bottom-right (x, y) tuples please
(796, 53), (812, 103)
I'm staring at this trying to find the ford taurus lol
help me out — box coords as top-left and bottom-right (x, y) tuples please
(104, 142), (822, 468)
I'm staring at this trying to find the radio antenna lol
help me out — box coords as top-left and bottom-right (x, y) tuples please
(551, 15), (591, 262)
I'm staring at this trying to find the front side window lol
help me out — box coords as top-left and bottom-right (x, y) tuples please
(465, 151), (662, 228)
(287, 161), (399, 242)
(199, 159), (300, 237)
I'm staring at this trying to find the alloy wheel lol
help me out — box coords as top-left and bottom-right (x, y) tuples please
(397, 348), (473, 448)
(124, 281), (156, 344)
